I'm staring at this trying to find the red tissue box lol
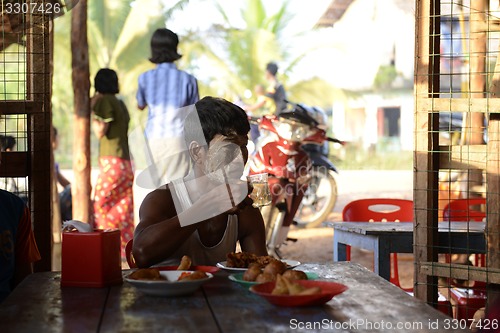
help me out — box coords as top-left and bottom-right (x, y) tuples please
(61, 229), (123, 288)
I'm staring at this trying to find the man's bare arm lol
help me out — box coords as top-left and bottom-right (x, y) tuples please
(92, 119), (109, 139)
(237, 204), (268, 256)
(133, 189), (198, 267)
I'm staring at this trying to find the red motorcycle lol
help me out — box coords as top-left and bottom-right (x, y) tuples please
(247, 102), (342, 258)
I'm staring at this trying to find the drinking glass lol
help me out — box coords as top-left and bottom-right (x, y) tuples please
(247, 173), (272, 208)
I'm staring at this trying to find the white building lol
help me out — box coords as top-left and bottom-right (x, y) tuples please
(315, 0), (415, 152)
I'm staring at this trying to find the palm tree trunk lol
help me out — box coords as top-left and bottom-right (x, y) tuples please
(71, 0), (92, 223)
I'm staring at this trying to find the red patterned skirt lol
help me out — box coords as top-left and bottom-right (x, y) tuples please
(93, 156), (134, 259)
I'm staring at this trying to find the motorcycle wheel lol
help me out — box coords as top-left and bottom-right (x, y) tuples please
(294, 167), (338, 228)
(260, 204), (277, 242)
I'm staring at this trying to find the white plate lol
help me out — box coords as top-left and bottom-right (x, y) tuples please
(216, 259), (301, 272)
(125, 270), (213, 296)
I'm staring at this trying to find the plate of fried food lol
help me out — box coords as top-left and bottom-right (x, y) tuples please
(229, 271), (318, 288)
(217, 252), (300, 272)
(125, 256), (213, 296)
(125, 269), (213, 296)
(250, 274), (348, 307)
(228, 259), (317, 288)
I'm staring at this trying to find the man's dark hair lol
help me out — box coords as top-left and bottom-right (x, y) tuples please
(184, 96), (250, 147)
(94, 68), (119, 94)
(266, 62), (278, 76)
(149, 28), (182, 64)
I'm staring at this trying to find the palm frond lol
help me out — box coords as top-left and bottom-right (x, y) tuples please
(242, 0), (266, 29)
(111, 0), (165, 68)
(264, 2), (291, 36)
(88, 0), (133, 63)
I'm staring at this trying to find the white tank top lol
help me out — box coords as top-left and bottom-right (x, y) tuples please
(155, 178), (239, 266)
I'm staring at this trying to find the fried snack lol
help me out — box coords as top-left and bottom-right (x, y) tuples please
(243, 263), (262, 282)
(282, 269), (308, 281)
(254, 256), (279, 268)
(297, 286), (322, 295)
(226, 252), (284, 269)
(128, 268), (166, 281)
(226, 252), (258, 268)
(177, 255), (192, 270)
(177, 270), (208, 281)
(263, 260), (287, 276)
(270, 275), (322, 296)
(283, 275), (305, 295)
(271, 274), (289, 295)
(255, 272), (276, 283)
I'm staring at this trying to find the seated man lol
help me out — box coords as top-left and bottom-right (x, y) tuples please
(0, 172), (41, 303)
(133, 96), (268, 267)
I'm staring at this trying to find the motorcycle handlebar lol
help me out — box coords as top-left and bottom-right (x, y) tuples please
(327, 137), (346, 145)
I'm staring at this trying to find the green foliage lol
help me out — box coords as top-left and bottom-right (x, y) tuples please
(373, 64), (398, 90)
(0, 44), (27, 100)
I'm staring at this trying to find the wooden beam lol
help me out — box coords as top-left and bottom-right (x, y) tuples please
(0, 152), (29, 177)
(420, 262), (500, 284)
(0, 101), (42, 115)
(417, 98), (500, 113)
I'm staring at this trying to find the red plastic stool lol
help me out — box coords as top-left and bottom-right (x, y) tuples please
(450, 287), (487, 320)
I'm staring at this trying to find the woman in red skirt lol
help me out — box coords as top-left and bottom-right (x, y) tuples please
(91, 68), (134, 261)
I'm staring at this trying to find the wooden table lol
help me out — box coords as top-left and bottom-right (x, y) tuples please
(332, 221), (486, 281)
(0, 262), (466, 333)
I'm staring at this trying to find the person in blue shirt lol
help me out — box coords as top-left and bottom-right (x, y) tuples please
(136, 28), (199, 188)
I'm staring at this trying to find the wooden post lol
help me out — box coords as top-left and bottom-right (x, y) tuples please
(413, 0), (440, 305)
(464, 0), (486, 145)
(486, 113), (500, 311)
(71, 0), (91, 223)
(463, 0), (487, 207)
(26, 10), (53, 272)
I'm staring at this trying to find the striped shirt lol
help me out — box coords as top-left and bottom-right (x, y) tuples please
(136, 63), (199, 139)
